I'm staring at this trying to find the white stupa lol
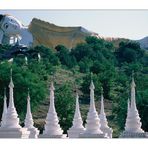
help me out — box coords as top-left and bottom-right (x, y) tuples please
(68, 93), (85, 138)
(24, 90), (39, 138)
(40, 82), (65, 138)
(38, 53), (41, 62)
(0, 88), (8, 127)
(120, 74), (147, 138)
(79, 80), (107, 138)
(0, 69), (30, 138)
(98, 88), (113, 138)
(25, 56), (28, 65)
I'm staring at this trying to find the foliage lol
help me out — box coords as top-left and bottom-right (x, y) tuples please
(55, 45), (77, 68)
(0, 37), (147, 137)
(31, 45), (60, 66)
(55, 82), (75, 133)
(115, 41), (144, 64)
(0, 61), (48, 121)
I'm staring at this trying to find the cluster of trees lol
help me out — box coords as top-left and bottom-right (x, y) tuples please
(0, 36), (147, 136)
(54, 37), (147, 134)
(0, 44), (75, 132)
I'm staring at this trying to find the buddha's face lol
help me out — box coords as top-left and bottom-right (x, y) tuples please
(0, 15), (22, 36)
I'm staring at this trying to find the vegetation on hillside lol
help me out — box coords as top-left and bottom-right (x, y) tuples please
(0, 36), (147, 137)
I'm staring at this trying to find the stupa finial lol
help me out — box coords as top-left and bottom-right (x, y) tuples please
(131, 71), (136, 86)
(27, 88), (30, 101)
(101, 86), (103, 95)
(89, 80), (95, 90)
(9, 68), (14, 88)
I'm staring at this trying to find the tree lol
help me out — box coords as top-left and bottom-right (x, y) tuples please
(55, 82), (75, 133)
(32, 45), (60, 66)
(56, 45), (77, 68)
(0, 61), (48, 121)
(115, 41), (144, 64)
(79, 57), (93, 73)
(71, 43), (93, 62)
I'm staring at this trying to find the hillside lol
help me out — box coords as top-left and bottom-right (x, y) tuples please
(136, 36), (148, 50)
(32, 68), (119, 136)
(0, 36), (147, 138)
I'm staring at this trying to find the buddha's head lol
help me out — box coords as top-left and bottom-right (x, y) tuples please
(0, 14), (22, 36)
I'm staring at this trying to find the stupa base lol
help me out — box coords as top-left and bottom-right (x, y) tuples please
(39, 133), (67, 138)
(0, 127), (30, 138)
(68, 127), (85, 138)
(100, 127), (113, 138)
(120, 131), (148, 138)
(27, 128), (39, 138)
(79, 132), (107, 138)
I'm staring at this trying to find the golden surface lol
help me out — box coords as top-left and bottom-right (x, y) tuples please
(29, 18), (93, 49)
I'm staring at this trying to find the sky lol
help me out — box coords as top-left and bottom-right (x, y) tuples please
(0, 10), (148, 40)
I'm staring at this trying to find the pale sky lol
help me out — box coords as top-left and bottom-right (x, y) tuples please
(0, 10), (148, 40)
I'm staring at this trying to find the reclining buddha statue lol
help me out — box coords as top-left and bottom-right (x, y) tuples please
(0, 14), (33, 46)
(0, 14), (98, 49)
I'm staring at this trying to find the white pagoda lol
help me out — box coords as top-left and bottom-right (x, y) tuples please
(99, 88), (113, 138)
(40, 82), (65, 138)
(0, 69), (30, 138)
(79, 81), (107, 138)
(120, 74), (147, 138)
(0, 89), (8, 127)
(24, 90), (39, 138)
(67, 93), (85, 138)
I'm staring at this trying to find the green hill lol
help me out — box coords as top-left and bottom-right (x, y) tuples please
(0, 36), (147, 137)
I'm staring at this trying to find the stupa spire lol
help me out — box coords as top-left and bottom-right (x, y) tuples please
(24, 89), (34, 129)
(73, 93), (84, 127)
(68, 93), (85, 138)
(41, 82), (64, 138)
(0, 69), (30, 138)
(125, 74), (143, 132)
(130, 72), (137, 110)
(1, 88), (8, 127)
(99, 88), (113, 138)
(9, 69), (15, 108)
(100, 87), (105, 115)
(80, 80), (106, 138)
(89, 80), (96, 111)
(4, 69), (21, 128)
(49, 81), (56, 112)
(24, 89), (39, 138)
(120, 73), (146, 138)
(85, 80), (102, 134)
